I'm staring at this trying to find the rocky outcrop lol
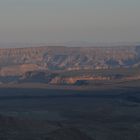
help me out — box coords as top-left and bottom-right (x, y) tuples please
(50, 76), (111, 85)
(16, 64), (140, 85)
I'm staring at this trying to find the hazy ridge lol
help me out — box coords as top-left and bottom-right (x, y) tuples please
(0, 46), (140, 75)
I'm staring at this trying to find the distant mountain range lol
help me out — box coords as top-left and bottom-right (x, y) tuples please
(0, 42), (140, 48)
(0, 45), (140, 73)
(0, 45), (140, 84)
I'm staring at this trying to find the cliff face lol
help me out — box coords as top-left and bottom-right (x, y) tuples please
(17, 68), (140, 85)
(0, 46), (140, 76)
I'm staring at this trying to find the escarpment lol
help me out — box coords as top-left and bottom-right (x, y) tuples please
(0, 46), (139, 77)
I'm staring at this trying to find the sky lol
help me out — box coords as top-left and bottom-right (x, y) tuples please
(0, 0), (140, 45)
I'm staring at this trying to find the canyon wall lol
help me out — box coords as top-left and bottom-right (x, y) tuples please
(0, 46), (140, 76)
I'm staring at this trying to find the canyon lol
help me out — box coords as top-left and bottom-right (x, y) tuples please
(0, 45), (140, 84)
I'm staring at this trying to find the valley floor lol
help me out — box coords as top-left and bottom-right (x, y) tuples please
(0, 79), (140, 140)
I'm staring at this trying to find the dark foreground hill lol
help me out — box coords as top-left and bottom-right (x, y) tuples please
(0, 114), (94, 140)
(46, 128), (94, 140)
(0, 80), (140, 140)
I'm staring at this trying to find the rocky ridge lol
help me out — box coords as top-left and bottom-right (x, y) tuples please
(0, 45), (140, 77)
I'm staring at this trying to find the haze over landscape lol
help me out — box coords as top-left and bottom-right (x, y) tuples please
(0, 0), (140, 45)
(0, 1), (140, 140)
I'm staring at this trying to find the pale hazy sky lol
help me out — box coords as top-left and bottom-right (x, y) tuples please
(0, 0), (140, 44)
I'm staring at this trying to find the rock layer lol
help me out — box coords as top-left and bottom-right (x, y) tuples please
(0, 46), (140, 76)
